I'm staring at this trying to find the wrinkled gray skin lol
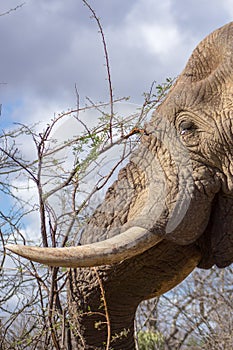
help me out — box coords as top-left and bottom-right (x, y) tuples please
(67, 22), (233, 349)
(8, 23), (233, 349)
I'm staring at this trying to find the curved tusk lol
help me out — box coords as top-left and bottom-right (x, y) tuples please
(5, 227), (163, 267)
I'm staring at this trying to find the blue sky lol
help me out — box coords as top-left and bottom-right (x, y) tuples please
(0, 0), (232, 127)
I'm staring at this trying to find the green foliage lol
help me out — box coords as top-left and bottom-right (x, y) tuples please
(137, 330), (165, 350)
(155, 77), (174, 96)
(110, 328), (130, 344)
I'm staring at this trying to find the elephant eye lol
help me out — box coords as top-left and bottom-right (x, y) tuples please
(179, 120), (195, 135)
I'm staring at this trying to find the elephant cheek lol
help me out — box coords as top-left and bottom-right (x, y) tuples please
(164, 166), (222, 245)
(165, 192), (214, 245)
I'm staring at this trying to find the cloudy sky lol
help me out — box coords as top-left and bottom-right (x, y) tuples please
(0, 0), (233, 126)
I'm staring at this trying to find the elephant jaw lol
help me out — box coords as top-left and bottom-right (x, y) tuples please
(5, 226), (163, 267)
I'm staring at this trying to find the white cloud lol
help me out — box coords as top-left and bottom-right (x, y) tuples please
(126, 22), (181, 57)
(123, 0), (181, 57)
(222, 0), (233, 17)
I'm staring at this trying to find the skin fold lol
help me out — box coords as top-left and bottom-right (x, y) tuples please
(6, 22), (233, 349)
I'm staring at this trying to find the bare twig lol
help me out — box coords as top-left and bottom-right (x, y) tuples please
(82, 0), (114, 142)
(93, 267), (111, 350)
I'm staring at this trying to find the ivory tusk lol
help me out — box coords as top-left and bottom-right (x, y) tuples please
(5, 226), (163, 267)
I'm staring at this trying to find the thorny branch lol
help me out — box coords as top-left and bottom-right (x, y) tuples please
(93, 267), (111, 350)
(82, 0), (114, 142)
(0, 3), (25, 17)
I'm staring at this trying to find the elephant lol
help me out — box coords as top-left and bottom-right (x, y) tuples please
(6, 22), (233, 349)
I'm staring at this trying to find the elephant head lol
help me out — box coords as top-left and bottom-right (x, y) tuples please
(6, 22), (233, 349)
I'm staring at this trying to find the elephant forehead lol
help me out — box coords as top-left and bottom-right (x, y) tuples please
(180, 21), (233, 84)
(160, 22), (233, 116)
